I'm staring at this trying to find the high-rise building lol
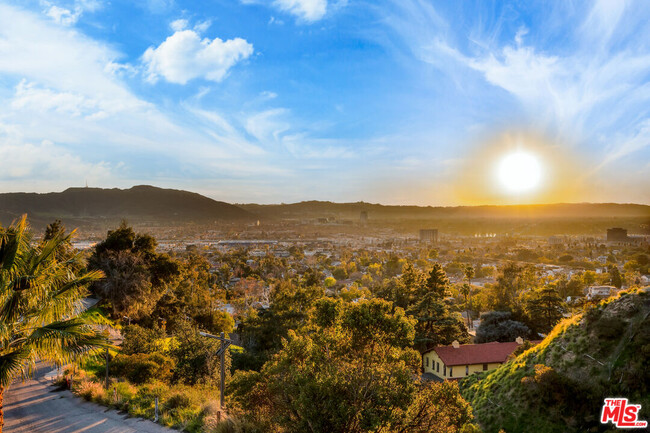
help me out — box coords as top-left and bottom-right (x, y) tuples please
(419, 229), (439, 243)
(360, 211), (368, 223)
(607, 228), (628, 242)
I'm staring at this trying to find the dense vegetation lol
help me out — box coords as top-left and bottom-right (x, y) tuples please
(10, 215), (646, 433)
(461, 287), (650, 433)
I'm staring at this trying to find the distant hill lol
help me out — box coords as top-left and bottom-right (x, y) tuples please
(240, 201), (650, 220)
(0, 185), (253, 228)
(460, 287), (650, 433)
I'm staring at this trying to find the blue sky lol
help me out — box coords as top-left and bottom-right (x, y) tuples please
(0, 0), (648, 205)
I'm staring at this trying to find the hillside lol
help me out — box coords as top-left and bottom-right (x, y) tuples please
(241, 201), (650, 220)
(460, 287), (650, 433)
(0, 185), (253, 228)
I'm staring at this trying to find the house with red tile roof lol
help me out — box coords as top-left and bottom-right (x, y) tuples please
(422, 337), (539, 380)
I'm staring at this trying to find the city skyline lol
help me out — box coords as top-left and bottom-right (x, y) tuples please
(0, 0), (649, 206)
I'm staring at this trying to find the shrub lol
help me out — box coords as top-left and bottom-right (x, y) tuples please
(111, 352), (175, 384)
(76, 380), (106, 403)
(593, 316), (625, 340)
(121, 324), (167, 355)
(163, 392), (192, 411)
(476, 311), (534, 343)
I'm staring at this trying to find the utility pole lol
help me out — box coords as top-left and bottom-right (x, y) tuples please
(199, 331), (232, 410)
(105, 347), (109, 390)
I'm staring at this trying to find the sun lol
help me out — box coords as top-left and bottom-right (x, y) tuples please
(497, 151), (543, 193)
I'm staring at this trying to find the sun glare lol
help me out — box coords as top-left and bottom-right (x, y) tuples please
(497, 151), (542, 193)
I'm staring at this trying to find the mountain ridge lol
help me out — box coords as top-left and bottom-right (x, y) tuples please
(0, 185), (253, 227)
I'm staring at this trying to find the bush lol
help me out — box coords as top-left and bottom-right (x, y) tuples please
(111, 352), (175, 384)
(76, 381), (107, 403)
(163, 392), (192, 411)
(121, 324), (167, 355)
(476, 311), (535, 343)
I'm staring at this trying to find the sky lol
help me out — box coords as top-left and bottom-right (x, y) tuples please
(0, 0), (649, 205)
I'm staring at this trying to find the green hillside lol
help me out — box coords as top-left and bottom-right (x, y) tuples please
(460, 287), (650, 433)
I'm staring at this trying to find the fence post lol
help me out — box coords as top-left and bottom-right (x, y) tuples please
(154, 396), (159, 422)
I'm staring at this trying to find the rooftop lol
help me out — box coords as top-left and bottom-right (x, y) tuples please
(425, 341), (540, 366)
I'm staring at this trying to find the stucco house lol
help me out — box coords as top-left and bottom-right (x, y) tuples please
(422, 338), (537, 380)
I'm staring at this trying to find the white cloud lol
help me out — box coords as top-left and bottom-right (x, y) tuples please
(245, 108), (290, 142)
(0, 135), (112, 181)
(170, 18), (188, 31)
(0, 4), (279, 188)
(194, 19), (212, 33)
(143, 30), (253, 84)
(41, 0), (102, 26)
(273, 0), (327, 22)
(241, 0), (328, 22)
(45, 5), (80, 25)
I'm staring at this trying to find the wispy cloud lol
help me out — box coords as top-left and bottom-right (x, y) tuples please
(241, 0), (329, 23)
(379, 0), (650, 185)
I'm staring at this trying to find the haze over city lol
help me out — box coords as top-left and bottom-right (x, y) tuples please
(0, 0), (649, 205)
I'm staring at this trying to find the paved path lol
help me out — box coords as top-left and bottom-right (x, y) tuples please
(4, 364), (175, 433)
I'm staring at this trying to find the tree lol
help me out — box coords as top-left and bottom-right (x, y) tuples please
(424, 263), (450, 298)
(43, 219), (65, 241)
(90, 222), (180, 320)
(409, 292), (469, 351)
(237, 280), (324, 369)
(0, 217), (109, 431)
(462, 265), (475, 329)
(475, 311), (534, 343)
(170, 319), (230, 386)
(490, 263), (537, 313)
(525, 287), (565, 334)
(229, 298), (477, 433)
(608, 265), (622, 289)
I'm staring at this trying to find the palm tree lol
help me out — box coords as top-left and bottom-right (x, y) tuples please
(0, 216), (109, 431)
(462, 265), (475, 329)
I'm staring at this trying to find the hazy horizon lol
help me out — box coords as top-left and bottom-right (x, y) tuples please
(1, 1), (649, 206)
(2, 184), (650, 208)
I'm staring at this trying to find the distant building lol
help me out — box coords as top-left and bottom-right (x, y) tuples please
(422, 338), (538, 380)
(360, 211), (368, 223)
(607, 228), (628, 242)
(585, 285), (617, 299)
(548, 235), (565, 245)
(419, 229), (439, 243)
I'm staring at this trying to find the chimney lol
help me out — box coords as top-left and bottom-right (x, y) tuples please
(452, 340), (460, 348)
(515, 336), (524, 345)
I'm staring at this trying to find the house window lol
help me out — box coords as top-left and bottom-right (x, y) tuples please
(443, 365), (446, 376)
(425, 357), (429, 368)
(466, 365), (469, 375)
(483, 363), (488, 371)
(449, 367), (453, 377)
(436, 362), (439, 373)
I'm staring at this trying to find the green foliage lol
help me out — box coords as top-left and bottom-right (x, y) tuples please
(110, 352), (175, 384)
(0, 216), (109, 390)
(236, 280), (324, 370)
(525, 287), (565, 334)
(121, 324), (168, 355)
(89, 221), (181, 320)
(170, 320), (230, 386)
(475, 312), (534, 343)
(461, 287), (650, 433)
(230, 298), (477, 433)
